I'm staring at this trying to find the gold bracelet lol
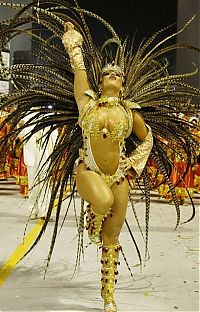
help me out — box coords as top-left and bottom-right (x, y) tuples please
(129, 125), (153, 177)
(62, 30), (86, 71)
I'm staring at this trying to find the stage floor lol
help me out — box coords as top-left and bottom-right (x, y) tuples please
(0, 179), (199, 312)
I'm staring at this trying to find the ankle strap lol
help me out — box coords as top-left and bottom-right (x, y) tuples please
(102, 244), (122, 253)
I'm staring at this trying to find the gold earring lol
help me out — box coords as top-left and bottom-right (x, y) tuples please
(98, 87), (102, 96)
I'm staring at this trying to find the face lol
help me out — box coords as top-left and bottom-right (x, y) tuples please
(100, 70), (123, 95)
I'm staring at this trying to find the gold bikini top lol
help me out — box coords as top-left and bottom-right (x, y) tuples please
(79, 91), (140, 142)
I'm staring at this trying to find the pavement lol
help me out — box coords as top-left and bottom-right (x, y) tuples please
(0, 178), (199, 312)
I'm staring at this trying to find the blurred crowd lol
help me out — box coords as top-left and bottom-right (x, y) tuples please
(1, 109), (200, 208)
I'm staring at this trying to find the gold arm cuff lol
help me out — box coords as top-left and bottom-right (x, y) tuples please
(66, 46), (86, 71)
(129, 125), (153, 177)
(62, 30), (86, 71)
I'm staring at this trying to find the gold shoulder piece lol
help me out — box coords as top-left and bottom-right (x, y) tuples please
(124, 100), (141, 109)
(84, 90), (97, 100)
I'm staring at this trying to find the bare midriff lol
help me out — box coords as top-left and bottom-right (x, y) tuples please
(90, 135), (120, 175)
(79, 97), (133, 178)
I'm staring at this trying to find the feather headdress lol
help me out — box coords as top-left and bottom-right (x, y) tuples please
(0, 0), (199, 270)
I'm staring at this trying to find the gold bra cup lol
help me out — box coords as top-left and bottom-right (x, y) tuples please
(82, 112), (128, 141)
(82, 98), (129, 141)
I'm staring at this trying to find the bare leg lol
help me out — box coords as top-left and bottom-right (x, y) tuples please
(101, 178), (129, 312)
(76, 163), (114, 214)
(102, 177), (129, 245)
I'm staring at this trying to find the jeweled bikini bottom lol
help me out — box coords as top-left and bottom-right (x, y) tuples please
(79, 137), (125, 187)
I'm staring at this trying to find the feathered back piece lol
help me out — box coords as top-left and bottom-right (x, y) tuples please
(0, 0), (200, 269)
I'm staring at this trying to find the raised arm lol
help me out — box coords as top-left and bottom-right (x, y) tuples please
(62, 22), (90, 112)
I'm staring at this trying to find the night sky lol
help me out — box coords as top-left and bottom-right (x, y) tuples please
(76, 0), (178, 44)
(69, 0), (178, 69)
(35, 0), (179, 70)
(31, 0), (179, 48)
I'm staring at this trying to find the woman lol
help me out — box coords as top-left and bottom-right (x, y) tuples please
(0, 2), (199, 312)
(62, 21), (153, 311)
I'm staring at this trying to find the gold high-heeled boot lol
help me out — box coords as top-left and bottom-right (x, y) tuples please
(86, 204), (112, 246)
(101, 243), (121, 312)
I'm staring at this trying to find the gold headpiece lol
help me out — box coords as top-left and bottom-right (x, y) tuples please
(101, 61), (124, 77)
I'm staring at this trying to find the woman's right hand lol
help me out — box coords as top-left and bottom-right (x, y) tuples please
(64, 21), (74, 33)
(62, 21), (83, 49)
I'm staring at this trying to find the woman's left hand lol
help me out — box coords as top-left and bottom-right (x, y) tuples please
(119, 154), (132, 172)
(119, 154), (137, 177)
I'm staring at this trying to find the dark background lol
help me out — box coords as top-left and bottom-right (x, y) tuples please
(77, 0), (178, 42)
(44, 0), (179, 71)
(0, 0), (199, 87)
(71, 0), (179, 72)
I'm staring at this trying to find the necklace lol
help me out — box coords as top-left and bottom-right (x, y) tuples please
(97, 96), (120, 108)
